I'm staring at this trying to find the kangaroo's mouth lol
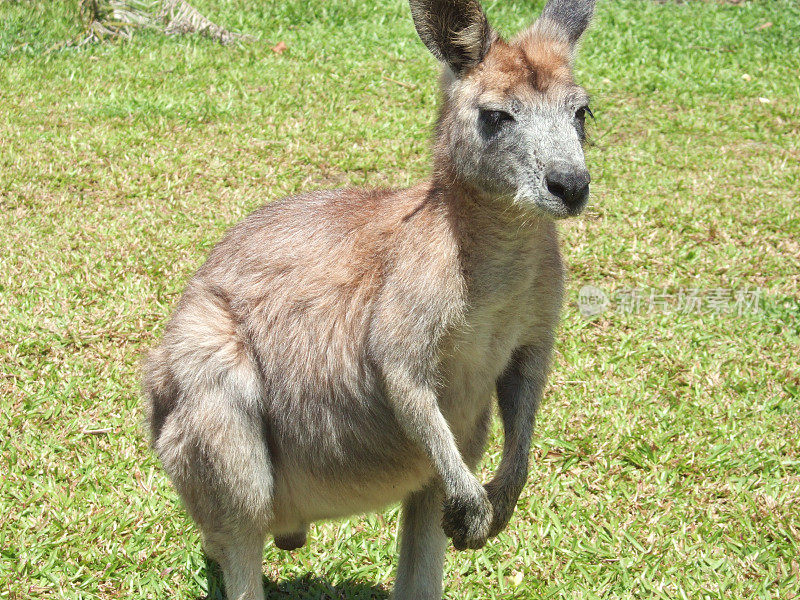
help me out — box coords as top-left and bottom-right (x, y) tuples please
(545, 189), (589, 218)
(513, 182), (588, 219)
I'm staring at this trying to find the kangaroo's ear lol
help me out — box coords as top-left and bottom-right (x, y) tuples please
(409, 0), (496, 76)
(534, 0), (596, 47)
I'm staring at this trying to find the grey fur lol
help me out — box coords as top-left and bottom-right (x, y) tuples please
(143, 1), (595, 599)
(437, 77), (591, 219)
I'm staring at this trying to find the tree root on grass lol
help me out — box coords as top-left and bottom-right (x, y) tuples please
(75, 0), (248, 47)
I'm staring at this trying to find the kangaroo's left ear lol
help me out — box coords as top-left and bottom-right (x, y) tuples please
(532, 0), (596, 48)
(409, 0), (497, 77)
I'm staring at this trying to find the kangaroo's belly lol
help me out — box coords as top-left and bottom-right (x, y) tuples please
(270, 452), (433, 531)
(264, 361), (502, 530)
(263, 288), (536, 532)
(266, 379), (508, 531)
(262, 387), (430, 531)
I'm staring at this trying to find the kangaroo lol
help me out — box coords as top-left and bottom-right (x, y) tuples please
(144, 0), (595, 598)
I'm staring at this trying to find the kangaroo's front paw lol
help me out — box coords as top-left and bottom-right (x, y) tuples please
(442, 482), (492, 550)
(484, 479), (521, 538)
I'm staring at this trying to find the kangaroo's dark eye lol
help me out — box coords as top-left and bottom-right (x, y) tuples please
(574, 106), (593, 142)
(478, 108), (514, 132)
(575, 106), (594, 125)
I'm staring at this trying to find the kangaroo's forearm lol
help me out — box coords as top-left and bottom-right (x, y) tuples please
(485, 345), (551, 535)
(494, 363), (543, 487)
(383, 369), (477, 496)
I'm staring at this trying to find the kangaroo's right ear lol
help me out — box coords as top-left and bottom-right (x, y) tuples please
(409, 0), (496, 77)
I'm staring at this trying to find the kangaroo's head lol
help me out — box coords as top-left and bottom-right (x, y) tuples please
(410, 0), (596, 218)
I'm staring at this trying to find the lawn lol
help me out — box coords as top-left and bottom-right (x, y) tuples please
(1, 0), (798, 598)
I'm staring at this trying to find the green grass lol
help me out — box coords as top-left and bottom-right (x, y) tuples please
(1, 0), (799, 598)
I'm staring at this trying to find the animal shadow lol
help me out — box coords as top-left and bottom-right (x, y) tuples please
(199, 555), (390, 600)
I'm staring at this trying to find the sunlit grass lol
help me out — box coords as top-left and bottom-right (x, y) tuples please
(1, 0), (798, 598)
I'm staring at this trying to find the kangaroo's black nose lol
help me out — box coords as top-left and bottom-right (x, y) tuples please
(545, 167), (591, 213)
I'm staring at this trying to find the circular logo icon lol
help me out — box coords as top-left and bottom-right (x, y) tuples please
(578, 285), (609, 317)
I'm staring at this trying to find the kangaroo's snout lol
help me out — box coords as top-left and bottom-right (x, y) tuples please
(544, 166), (590, 215)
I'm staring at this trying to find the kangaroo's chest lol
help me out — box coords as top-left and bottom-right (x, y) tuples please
(438, 244), (560, 437)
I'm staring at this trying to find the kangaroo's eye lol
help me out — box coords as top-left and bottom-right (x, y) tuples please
(575, 106), (594, 125)
(479, 109), (514, 131)
(574, 106), (593, 142)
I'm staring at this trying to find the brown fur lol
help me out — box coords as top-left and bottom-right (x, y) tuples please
(470, 37), (572, 97)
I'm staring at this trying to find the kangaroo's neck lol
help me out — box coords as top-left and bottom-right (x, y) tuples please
(430, 171), (552, 248)
(419, 176), (557, 296)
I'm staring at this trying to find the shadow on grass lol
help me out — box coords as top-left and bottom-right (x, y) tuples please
(200, 555), (390, 600)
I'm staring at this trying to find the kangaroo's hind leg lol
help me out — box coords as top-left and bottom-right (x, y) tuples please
(393, 483), (448, 600)
(393, 407), (493, 599)
(202, 526), (267, 600)
(154, 379), (273, 600)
